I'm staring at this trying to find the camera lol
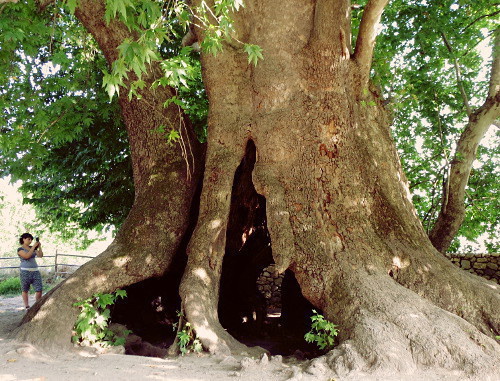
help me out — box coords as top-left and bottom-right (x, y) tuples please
(35, 237), (39, 242)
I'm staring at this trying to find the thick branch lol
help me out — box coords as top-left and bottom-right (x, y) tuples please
(429, 27), (500, 253)
(488, 27), (500, 99)
(429, 100), (499, 253)
(353, 0), (389, 86)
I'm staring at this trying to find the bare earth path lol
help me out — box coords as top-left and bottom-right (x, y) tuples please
(0, 295), (480, 381)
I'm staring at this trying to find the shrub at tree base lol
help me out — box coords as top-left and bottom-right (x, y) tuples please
(72, 289), (130, 348)
(173, 311), (202, 355)
(304, 310), (339, 351)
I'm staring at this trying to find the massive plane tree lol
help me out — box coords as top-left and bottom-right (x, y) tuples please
(1, 0), (498, 378)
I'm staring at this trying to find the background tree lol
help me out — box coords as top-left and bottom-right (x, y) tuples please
(371, 0), (499, 252)
(0, 0), (498, 378)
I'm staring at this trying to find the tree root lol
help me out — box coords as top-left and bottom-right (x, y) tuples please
(324, 272), (500, 379)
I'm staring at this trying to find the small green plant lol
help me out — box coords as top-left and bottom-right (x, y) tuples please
(0, 277), (21, 296)
(173, 310), (203, 355)
(72, 289), (129, 348)
(304, 310), (339, 351)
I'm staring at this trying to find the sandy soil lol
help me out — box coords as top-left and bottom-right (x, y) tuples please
(0, 295), (488, 381)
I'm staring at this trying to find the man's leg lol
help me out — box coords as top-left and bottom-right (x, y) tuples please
(33, 271), (43, 303)
(22, 291), (29, 308)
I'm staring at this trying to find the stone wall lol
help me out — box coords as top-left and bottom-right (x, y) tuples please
(256, 265), (284, 308)
(444, 253), (499, 284)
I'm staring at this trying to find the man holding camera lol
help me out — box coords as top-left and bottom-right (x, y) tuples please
(18, 233), (44, 310)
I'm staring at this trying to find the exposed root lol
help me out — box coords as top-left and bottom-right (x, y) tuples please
(395, 245), (500, 338)
(180, 262), (266, 357)
(323, 272), (500, 379)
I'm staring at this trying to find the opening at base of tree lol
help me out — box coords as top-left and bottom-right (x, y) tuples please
(111, 275), (180, 356)
(217, 139), (326, 358)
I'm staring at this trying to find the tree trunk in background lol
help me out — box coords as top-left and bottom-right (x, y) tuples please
(430, 28), (500, 253)
(180, 0), (499, 376)
(14, 0), (204, 348)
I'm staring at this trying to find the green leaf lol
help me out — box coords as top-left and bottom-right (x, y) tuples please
(65, 0), (78, 14)
(166, 129), (181, 145)
(243, 44), (263, 66)
(115, 289), (127, 299)
(96, 293), (114, 308)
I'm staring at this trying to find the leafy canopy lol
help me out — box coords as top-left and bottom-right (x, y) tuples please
(0, 0), (133, 236)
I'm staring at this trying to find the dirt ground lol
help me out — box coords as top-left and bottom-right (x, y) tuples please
(0, 295), (492, 381)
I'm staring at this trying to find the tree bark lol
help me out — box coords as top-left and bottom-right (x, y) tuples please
(180, 0), (500, 376)
(14, 0), (204, 348)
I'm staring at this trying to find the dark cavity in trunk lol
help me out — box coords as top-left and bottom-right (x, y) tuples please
(218, 140), (322, 357)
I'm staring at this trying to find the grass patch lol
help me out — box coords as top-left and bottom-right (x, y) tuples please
(0, 274), (63, 297)
(0, 277), (21, 296)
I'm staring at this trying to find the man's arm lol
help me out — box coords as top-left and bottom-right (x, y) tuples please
(36, 243), (43, 257)
(18, 246), (36, 259)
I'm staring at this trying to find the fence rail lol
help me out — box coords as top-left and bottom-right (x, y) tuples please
(0, 252), (95, 276)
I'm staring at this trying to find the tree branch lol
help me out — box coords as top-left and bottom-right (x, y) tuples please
(429, 29), (500, 253)
(35, 0), (56, 11)
(462, 9), (500, 32)
(488, 27), (500, 99)
(441, 32), (472, 116)
(353, 0), (389, 87)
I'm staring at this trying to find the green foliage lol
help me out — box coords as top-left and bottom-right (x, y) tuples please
(0, 277), (21, 296)
(101, 0), (262, 100)
(244, 44), (264, 67)
(72, 289), (129, 347)
(0, 2), (134, 236)
(173, 311), (203, 355)
(304, 310), (339, 351)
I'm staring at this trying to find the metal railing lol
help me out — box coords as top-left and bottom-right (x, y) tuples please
(0, 251), (95, 276)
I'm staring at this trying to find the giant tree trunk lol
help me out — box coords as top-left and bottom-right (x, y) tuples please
(13, 0), (499, 377)
(14, 0), (204, 348)
(180, 0), (500, 377)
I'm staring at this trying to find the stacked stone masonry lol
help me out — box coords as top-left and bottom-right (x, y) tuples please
(257, 254), (499, 304)
(256, 265), (284, 308)
(445, 252), (499, 284)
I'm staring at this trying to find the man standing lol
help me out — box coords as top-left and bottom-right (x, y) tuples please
(17, 233), (44, 310)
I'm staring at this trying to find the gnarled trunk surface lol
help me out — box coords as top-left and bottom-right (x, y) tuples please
(179, 0), (500, 377)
